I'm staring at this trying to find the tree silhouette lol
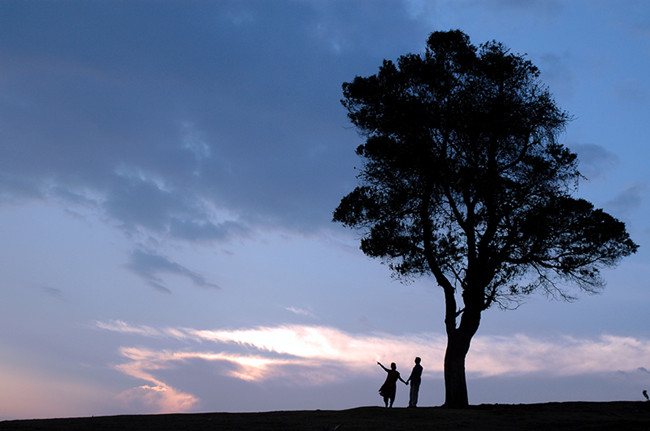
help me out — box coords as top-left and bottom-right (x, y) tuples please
(333, 30), (638, 408)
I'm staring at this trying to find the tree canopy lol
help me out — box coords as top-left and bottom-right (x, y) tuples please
(333, 30), (638, 407)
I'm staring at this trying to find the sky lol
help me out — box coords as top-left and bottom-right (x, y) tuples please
(1, 0), (649, 420)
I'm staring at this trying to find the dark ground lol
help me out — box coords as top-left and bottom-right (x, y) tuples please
(1, 402), (649, 430)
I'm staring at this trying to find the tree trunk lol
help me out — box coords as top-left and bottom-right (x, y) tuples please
(443, 333), (470, 407)
(443, 308), (481, 408)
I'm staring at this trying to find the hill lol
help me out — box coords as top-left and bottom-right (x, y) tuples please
(1, 402), (649, 430)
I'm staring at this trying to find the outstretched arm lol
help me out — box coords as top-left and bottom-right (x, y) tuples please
(399, 375), (408, 385)
(377, 361), (389, 372)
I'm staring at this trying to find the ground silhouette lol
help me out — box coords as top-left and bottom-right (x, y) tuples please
(1, 402), (649, 430)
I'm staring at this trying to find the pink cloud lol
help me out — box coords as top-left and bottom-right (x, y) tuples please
(97, 321), (650, 412)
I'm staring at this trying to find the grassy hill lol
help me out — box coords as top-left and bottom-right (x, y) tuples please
(1, 402), (649, 430)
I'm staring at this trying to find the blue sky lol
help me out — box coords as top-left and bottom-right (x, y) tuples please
(1, 0), (649, 420)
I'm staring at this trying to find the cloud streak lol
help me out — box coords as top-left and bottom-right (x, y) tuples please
(125, 249), (220, 293)
(285, 306), (317, 318)
(96, 320), (650, 412)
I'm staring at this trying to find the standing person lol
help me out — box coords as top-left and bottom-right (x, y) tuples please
(406, 357), (423, 407)
(377, 361), (407, 408)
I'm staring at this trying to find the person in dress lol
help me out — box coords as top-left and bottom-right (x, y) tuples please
(377, 361), (407, 408)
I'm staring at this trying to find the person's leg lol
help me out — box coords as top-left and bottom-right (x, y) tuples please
(383, 396), (389, 408)
(411, 381), (420, 407)
(389, 397), (394, 408)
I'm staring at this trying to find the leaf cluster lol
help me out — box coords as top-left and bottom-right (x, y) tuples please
(334, 30), (638, 310)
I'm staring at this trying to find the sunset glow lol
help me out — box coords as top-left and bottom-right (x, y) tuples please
(91, 321), (650, 412)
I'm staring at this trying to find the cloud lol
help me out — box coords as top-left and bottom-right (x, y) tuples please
(467, 334), (650, 376)
(95, 320), (163, 337)
(117, 385), (198, 415)
(571, 143), (620, 181)
(185, 325), (443, 370)
(613, 78), (648, 104)
(403, 0), (563, 24)
(0, 1), (379, 243)
(604, 183), (648, 217)
(285, 306), (317, 318)
(114, 347), (200, 413)
(471, 367), (650, 404)
(104, 168), (249, 243)
(96, 320), (650, 412)
(34, 285), (65, 301)
(125, 249), (220, 293)
(539, 52), (576, 100)
(3, 1), (583, 247)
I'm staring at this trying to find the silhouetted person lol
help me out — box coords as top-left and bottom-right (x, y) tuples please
(377, 361), (407, 408)
(406, 357), (423, 407)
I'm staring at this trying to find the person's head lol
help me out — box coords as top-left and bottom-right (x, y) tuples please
(415, 357), (421, 364)
(390, 362), (396, 370)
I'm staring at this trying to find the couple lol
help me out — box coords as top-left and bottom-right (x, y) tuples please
(377, 357), (422, 408)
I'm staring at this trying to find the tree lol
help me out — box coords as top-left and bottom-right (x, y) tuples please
(333, 30), (638, 408)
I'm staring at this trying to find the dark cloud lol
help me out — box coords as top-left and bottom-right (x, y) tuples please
(103, 173), (249, 242)
(613, 78), (648, 104)
(168, 219), (247, 243)
(35, 285), (65, 301)
(492, 0), (563, 18)
(604, 183), (648, 217)
(0, 1), (429, 243)
(125, 249), (220, 293)
(571, 143), (620, 181)
(539, 52), (576, 101)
